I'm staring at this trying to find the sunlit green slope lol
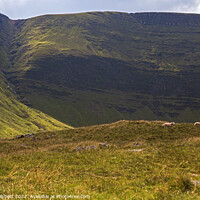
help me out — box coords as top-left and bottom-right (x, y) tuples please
(0, 82), (71, 138)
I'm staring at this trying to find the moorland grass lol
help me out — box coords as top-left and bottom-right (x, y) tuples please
(0, 120), (200, 199)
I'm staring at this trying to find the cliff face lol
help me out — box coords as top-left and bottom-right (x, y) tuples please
(1, 12), (200, 127)
(134, 12), (200, 26)
(0, 14), (14, 70)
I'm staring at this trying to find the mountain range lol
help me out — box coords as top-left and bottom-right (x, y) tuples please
(0, 11), (200, 135)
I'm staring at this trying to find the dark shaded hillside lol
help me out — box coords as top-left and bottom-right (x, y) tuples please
(4, 12), (200, 126)
(23, 55), (200, 97)
(0, 14), (14, 70)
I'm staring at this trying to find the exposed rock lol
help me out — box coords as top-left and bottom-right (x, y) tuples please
(129, 149), (143, 152)
(25, 133), (34, 138)
(133, 142), (139, 146)
(90, 146), (97, 149)
(75, 146), (97, 151)
(46, 135), (57, 138)
(75, 147), (87, 151)
(16, 135), (25, 139)
(17, 133), (35, 139)
(99, 143), (109, 147)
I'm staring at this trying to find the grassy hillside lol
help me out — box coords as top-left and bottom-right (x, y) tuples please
(0, 14), (72, 138)
(6, 12), (200, 126)
(0, 121), (200, 199)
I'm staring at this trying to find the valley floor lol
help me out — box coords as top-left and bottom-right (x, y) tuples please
(0, 120), (200, 199)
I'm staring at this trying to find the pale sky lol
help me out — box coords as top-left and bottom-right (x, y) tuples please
(0, 0), (200, 19)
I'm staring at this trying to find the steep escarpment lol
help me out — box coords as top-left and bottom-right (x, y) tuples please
(3, 12), (200, 126)
(0, 14), (14, 71)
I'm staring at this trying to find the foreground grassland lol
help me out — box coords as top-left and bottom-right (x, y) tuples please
(0, 120), (200, 199)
